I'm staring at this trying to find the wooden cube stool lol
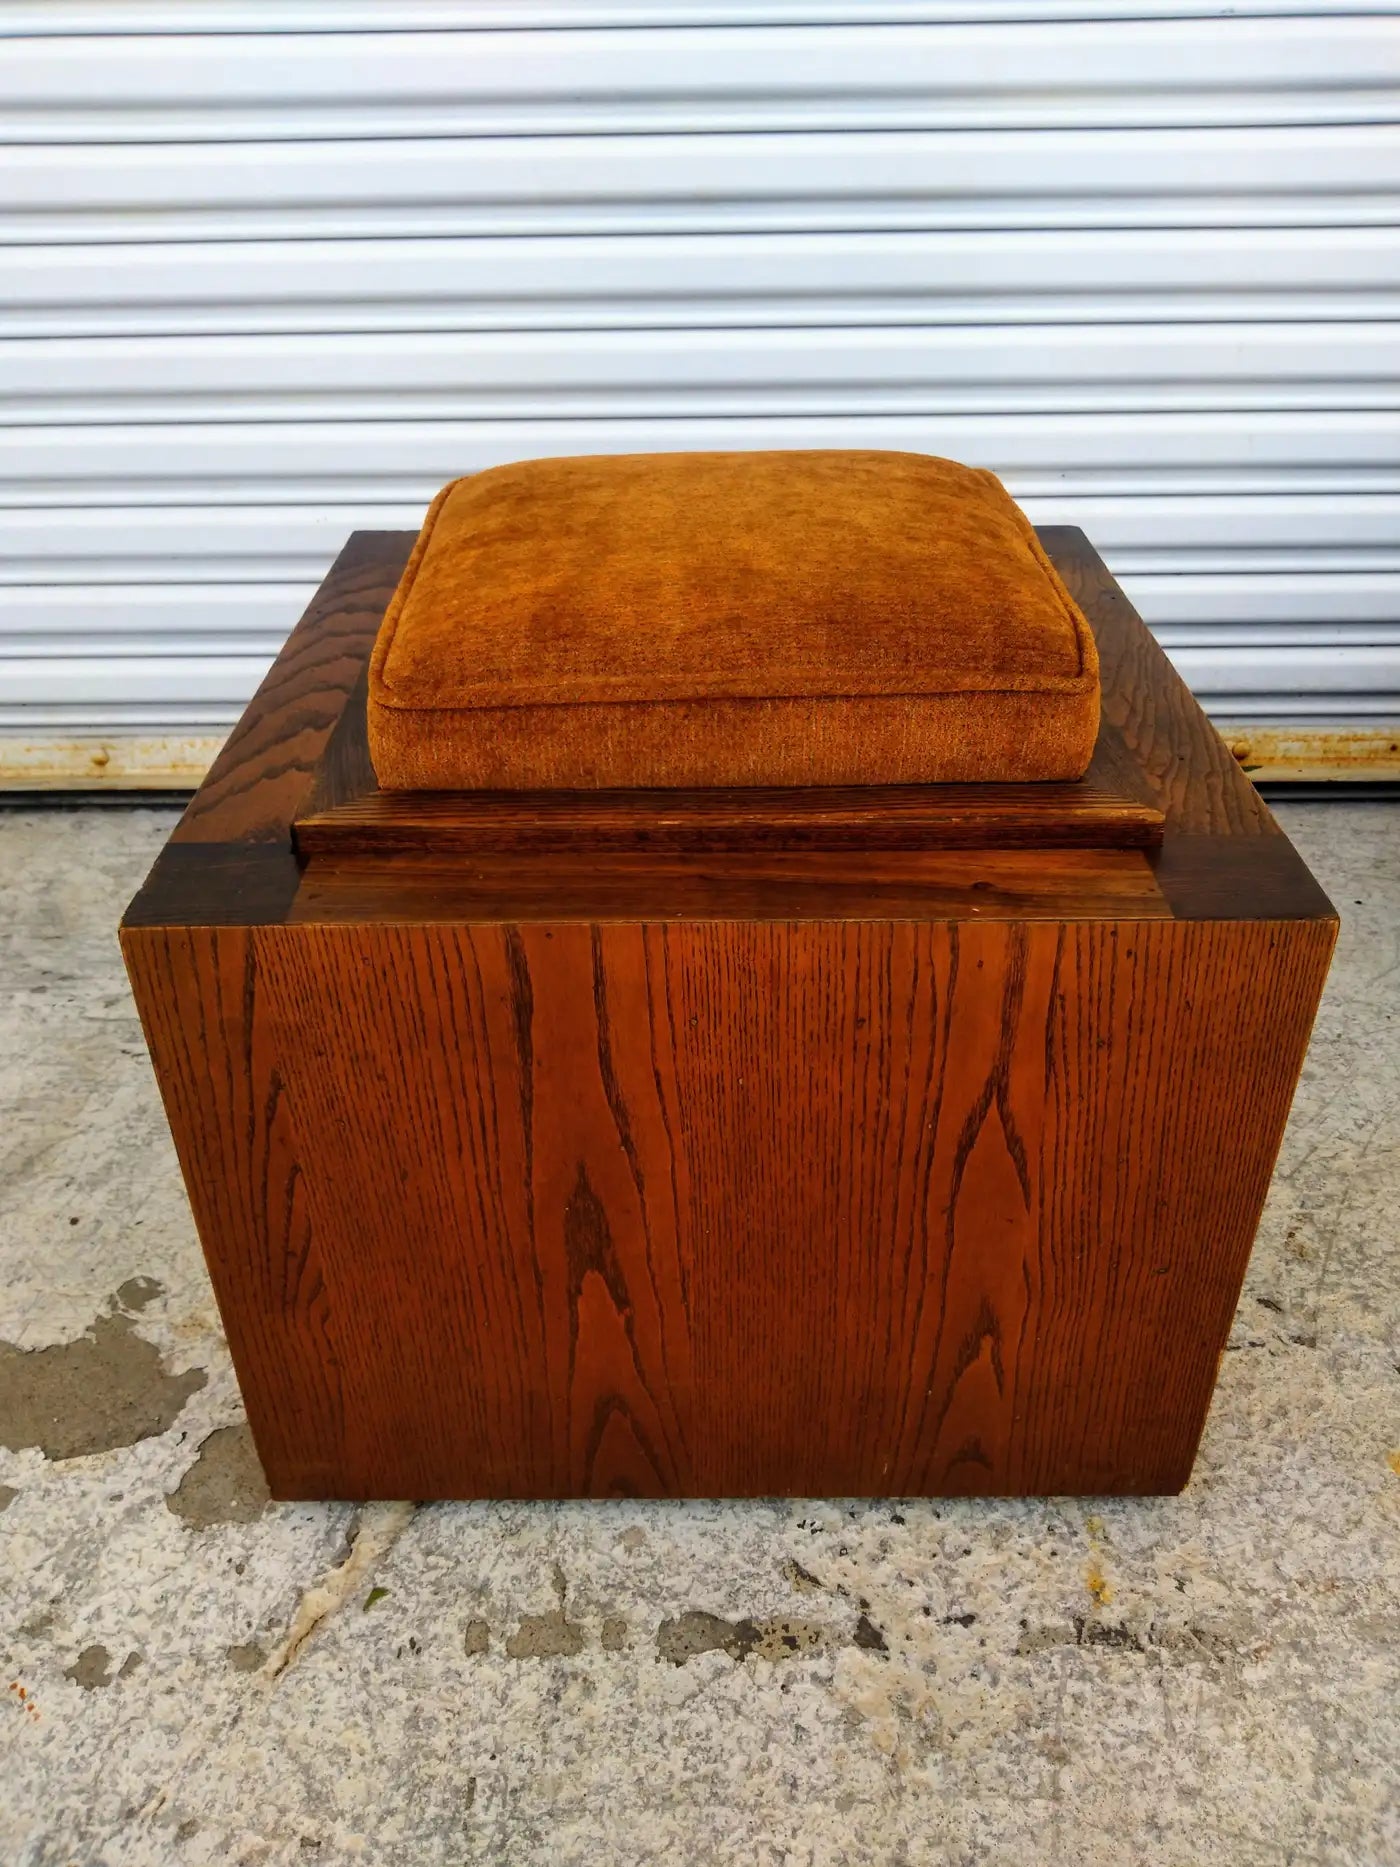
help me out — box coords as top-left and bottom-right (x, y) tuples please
(123, 522), (1335, 1500)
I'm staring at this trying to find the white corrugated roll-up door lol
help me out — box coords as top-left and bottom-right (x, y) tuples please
(2, 0), (1398, 786)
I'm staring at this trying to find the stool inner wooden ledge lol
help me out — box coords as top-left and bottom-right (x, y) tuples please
(121, 527), (1337, 1503)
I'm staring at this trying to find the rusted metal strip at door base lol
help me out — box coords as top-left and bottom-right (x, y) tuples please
(1218, 725), (1400, 785)
(3, 724), (1399, 792)
(0, 734), (228, 791)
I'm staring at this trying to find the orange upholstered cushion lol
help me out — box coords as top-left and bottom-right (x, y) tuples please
(367, 451), (1099, 791)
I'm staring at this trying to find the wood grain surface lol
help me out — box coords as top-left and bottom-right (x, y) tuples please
(173, 532), (406, 847)
(294, 775), (1164, 856)
(286, 846), (1170, 927)
(122, 927), (346, 1494)
(1042, 527), (1278, 842)
(225, 913), (1331, 1497)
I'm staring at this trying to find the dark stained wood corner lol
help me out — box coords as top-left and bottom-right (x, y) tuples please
(169, 531), (414, 852)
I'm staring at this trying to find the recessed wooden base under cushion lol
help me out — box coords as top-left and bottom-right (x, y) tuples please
(295, 712), (1162, 857)
(366, 452), (1102, 790)
(122, 528), (1336, 1501)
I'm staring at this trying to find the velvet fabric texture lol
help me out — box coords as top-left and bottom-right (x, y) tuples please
(367, 450), (1100, 791)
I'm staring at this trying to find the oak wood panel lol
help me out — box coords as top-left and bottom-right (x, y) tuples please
(1149, 832), (1334, 922)
(1041, 527), (1332, 920)
(171, 531), (410, 849)
(1014, 915), (1336, 1492)
(287, 847), (1170, 927)
(120, 925), (346, 1494)
(295, 778), (1163, 856)
(297, 657), (374, 824)
(1040, 525), (1278, 840)
(247, 912), (1334, 1499)
(124, 841), (304, 929)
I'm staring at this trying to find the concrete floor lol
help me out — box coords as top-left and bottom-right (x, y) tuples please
(1, 801), (1396, 1867)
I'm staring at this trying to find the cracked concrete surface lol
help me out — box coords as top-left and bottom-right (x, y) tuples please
(1, 801), (1397, 1866)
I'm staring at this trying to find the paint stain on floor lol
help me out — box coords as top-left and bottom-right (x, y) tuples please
(0, 1299), (205, 1461)
(62, 1646), (139, 1691)
(166, 1424), (271, 1528)
(505, 1607), (586, 1659)
(64, 1646), (114, 1691)
(225, 1641), (267, 1674)
(655, 1611), (831, 1665)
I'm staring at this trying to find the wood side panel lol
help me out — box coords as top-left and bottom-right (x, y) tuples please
(298, 661), (375, 821)
(171, 533), (411, 849)
(1014, 915), (1337, 1493)
(1148, 833), (1334, 922)
(294, 777), (1163, 857)
(248, 913), (1333, 1499)
(286, 847), (1170, 927)
(1040, 528), (1334, 922)
(249, 923), (700, 1497)
(120, 925), (345, 1494)
(123, 843), (304, 929)
(1039, 525), (1277, 840)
